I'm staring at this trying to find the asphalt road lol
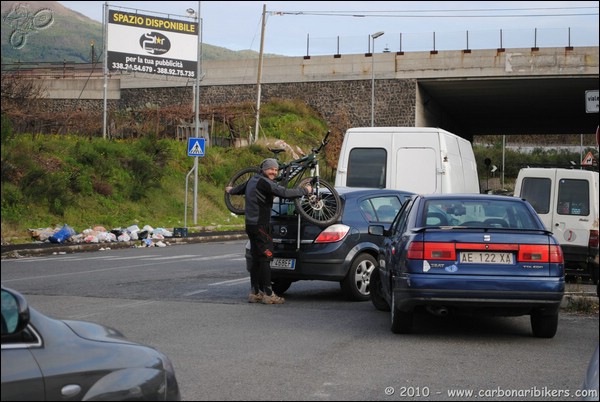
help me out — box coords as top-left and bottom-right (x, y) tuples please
(1, 239), (598, 401)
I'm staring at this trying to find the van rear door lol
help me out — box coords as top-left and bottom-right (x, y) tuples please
(394, 147), (438, 193)
(551, 172), (593, 249)
(336, 131), (391, 188)
(518, 172), (554, 231)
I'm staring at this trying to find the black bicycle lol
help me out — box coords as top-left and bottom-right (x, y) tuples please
(224, 131), (342, 227)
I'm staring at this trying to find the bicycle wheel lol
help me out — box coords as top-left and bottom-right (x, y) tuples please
(224, 167), (260, 215)
(294, 177), (342, 227)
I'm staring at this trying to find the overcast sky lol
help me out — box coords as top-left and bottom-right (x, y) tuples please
(59, 1), (599, 56)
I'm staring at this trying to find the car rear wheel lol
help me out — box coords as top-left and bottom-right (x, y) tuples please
(390, 292), (413, 334)
(530, 310), (558, 338)
(341, 254), (376, 301)
(272, 279), (292, 295)
(370, 267), (390, 311)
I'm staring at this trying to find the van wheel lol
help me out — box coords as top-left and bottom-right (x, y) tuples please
(591, 265), (599, 287)
(370, 267), (390, 311)
(530, 311), (558, 338)
(341, 254), (376, 301)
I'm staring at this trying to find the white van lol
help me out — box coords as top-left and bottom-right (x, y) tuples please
(334, 127), (480, 194)
(514, 167), (599, 283)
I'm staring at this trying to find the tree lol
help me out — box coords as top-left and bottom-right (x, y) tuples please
(0, 70), (47, 113)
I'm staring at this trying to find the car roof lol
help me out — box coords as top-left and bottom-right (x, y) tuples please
(416, 193), (522, 202)
(334, 186), (415, 198)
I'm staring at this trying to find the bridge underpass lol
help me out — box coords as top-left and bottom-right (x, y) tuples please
(418, 76), (599, 137)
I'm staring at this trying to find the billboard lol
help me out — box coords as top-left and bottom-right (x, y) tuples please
(107, 9), (198, 78)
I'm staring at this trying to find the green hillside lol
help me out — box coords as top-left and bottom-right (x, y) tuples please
(0, 99), (330, 242)
(1, 0), (272, 64)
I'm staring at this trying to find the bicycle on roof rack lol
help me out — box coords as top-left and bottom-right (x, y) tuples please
(224, 130), (342, 227)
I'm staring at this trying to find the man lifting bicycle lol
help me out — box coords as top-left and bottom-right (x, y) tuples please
(225, 158), (312, 304)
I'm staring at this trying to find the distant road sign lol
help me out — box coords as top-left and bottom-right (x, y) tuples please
(586, 90), (599, 113)
(188, 138), (205, 157)
(581, 151), (596, 166)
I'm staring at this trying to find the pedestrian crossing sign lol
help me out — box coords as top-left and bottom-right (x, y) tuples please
(188, 138), (205, 157)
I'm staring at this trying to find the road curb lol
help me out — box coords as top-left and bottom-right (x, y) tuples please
(561, 293), (599, 310)
(1, 231), (248, 259)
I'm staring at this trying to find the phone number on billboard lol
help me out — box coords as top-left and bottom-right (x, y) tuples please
(156, 67), (195, 77)
(111, 62), (154, 73)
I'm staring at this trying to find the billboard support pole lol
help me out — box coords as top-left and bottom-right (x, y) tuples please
(102, 2), (109, 140)
(193, 1), (202, 224)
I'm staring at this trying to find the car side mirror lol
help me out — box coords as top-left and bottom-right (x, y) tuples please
(369, 224), (385, 236)
(1, 287), (30, 337)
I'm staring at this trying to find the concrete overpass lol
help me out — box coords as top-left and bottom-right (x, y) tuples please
(42, 46), (599, 137)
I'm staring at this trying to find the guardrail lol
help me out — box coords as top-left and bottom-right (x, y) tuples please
(303, 27), (598, 57)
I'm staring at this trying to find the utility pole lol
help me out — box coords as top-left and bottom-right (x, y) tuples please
(193, 1), (202, 224)
(102, 2), (108, 139)
(254, 4), (266, 143)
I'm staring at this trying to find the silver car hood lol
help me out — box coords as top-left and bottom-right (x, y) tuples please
(61, 319), (136, 345)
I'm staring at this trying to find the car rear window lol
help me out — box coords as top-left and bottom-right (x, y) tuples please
(423, 199), (540, 229)
(360, 195), (403, 222)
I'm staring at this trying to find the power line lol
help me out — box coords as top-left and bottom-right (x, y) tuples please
(275, 11), (598, 18)
(273, 6), (598, 18)
(276, 6), (598, 13)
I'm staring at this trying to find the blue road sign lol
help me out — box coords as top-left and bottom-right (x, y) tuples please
(188, 137), (205, 157)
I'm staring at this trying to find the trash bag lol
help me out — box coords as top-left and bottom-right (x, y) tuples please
(118, 233), (131, 242)
(48, 224), (76, 244)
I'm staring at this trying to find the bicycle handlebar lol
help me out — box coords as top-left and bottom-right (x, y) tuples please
(312, 130), (331, 154)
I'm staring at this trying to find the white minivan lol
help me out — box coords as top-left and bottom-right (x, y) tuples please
(334, 127), (480, 194)
(514, 167), (599, 283)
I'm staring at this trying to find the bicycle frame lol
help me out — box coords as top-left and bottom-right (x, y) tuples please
(273, 130), (330, 191)
(276, 154), (316, 186)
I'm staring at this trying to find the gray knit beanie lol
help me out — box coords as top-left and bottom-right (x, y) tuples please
(261, 158), (278, 171)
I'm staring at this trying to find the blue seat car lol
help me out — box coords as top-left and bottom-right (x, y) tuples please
(369, 193), (565, 337)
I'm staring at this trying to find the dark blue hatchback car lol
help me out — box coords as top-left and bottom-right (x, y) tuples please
(370, 194), (565, 337)
(246, 187), (414, 301)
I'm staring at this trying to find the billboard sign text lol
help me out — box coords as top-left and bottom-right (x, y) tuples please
(107, 10), (198, 78)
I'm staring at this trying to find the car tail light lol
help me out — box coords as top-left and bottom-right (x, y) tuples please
(314, 224), (350, 243)
(406, 242), (564, 263)
(549, 245), (564, 263)
(424, 242), (456, 260)
(407, 241), (424, 259)
(518, 244), (563, 263)
(589, 230), (599, 248)
(407, 242), (456, 260)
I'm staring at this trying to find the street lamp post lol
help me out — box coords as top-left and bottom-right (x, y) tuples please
(184, 4), (201, 225)
(371, 31), (384, 127)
